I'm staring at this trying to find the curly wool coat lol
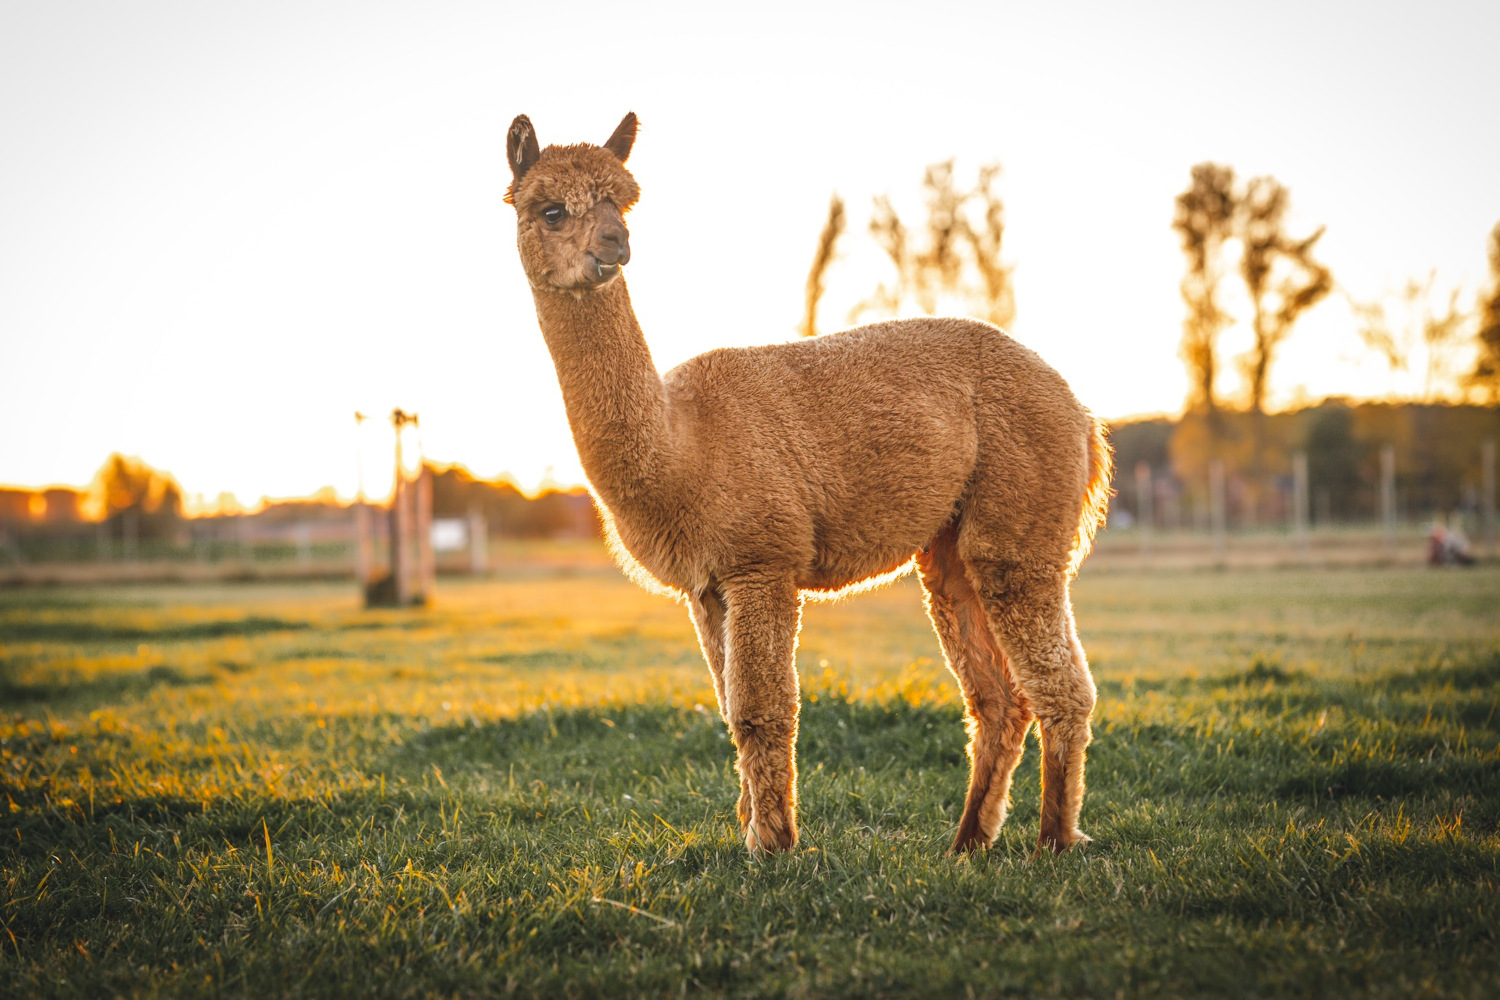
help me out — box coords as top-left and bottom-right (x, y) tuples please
(506, 112), (1112, 856)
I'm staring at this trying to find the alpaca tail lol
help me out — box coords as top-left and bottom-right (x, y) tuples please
(1067, 414), (1114, 578)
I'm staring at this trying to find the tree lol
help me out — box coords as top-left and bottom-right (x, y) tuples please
(1172, 163), (1238, 417)
(1352, 272), (1469, 402)
(852, 160), (1015, 330)
(87, 453), (183, 539)
(1466, 221), (1500, 402)
(1237, 176), (1332, 414)
(799, 195), (845, 337)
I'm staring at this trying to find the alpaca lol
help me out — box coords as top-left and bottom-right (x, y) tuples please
(504, 112), (1113, 856)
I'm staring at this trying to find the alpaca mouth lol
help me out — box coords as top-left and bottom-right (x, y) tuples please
(591, 258), (620, 282)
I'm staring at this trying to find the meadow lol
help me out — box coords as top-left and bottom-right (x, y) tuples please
(2, 546), (1497, 998)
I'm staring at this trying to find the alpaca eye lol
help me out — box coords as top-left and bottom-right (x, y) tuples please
(542, 206), (566, 225)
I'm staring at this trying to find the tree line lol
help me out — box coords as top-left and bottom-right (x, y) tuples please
(0, 454), (600, 561)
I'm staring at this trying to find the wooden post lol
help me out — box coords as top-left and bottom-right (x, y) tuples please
(392, 474), (411, 606)
(1134, 461), (1153, 558)
(1380, 444), (1396, 558)
(1483, 438), (1496, 560)
(1292, 450), (1309, 556)
(97, 519), (109, 563)
(353, 502), (373, 586)
(417, 465), (434, 603)
(123, 509), (139, 563)
(468, 503), (488, 575)
(1209, 459), (1227, 564)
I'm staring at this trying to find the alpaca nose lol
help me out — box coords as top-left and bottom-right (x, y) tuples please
(597, 225), (630, 266)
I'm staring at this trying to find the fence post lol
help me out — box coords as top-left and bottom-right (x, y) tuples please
(1292, 450), (1309, 556)
(1483, 438), (1496, 560)
(468, 503), (488, 575)
(393, 470), (411, 606)
(1209, 459), (1226, 564)
(123, 510), (139, 563)
(417, 466), (434, 601)
(1380, 444), (1396, 558)
(1135, 461), (1153, 558)
(353, 502), (372, 586)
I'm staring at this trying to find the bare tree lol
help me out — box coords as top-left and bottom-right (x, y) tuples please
(800, 194), (845, 338)
(963, 164), (1016, 329)
(1466, 221), (1500, 402)
(1237, 176), (1333, 413)
(1172, 163), (1237, 417)
(1353, 272), (1470, 402)
(852, 160), (1015, 330)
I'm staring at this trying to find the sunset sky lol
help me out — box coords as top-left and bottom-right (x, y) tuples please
(2, 1), (1497, 507)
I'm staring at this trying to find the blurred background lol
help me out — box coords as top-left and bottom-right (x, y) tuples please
(2, 0), (1498, 584)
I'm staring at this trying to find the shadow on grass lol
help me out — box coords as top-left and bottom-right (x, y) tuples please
(0, 615), (311, 643)
(0, 662), (216, 708)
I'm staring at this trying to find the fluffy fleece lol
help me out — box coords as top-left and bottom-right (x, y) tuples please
(505, 112), (1113, 856)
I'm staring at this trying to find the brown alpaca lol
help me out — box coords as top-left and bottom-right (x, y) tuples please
(505, 113), (1113, 856)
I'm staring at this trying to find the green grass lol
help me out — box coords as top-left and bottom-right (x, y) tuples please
(2, 557), (1498, 997)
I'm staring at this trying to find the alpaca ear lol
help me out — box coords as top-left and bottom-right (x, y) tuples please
(603, 112), (638, 163)
(506, 115), (541, 194)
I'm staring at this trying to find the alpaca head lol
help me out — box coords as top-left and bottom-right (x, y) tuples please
(505, 113), (641, 294)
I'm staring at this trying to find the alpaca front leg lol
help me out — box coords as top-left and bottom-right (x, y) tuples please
(688, 584), (751, 826)
(721, 576), (803, 854)
(1037, 717), (1092, 853)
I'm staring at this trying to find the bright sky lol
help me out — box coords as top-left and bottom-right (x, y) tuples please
(2, 1), (1496, 506)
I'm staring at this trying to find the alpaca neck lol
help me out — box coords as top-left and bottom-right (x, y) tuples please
(531, 280), (674, 513)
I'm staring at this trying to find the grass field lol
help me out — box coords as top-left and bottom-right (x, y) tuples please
(2, 550), (1498, 998)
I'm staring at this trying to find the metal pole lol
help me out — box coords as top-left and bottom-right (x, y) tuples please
(392, 410), (410, 605)
(468, 503), (488, 575)
(1209, 459), (1227, 564)
(1135, 461), (1153, 558)
(1483, 438), (1496, 560)
(1380, 444), (1396, 559)
(354, 502), (372, 586)
(1293, 450), (1309, 556)
(123, 509), (138, 563)
(354, 412), (372, 589)
(416, 465), (434, 603)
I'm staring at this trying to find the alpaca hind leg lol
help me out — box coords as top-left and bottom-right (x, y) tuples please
(969, 563), (1097, 853)
(917, 523), (1032, 853)
(688, 584), (750, 826)
(721, 576), (803, 854)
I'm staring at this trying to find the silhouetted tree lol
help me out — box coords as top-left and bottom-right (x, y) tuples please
(1238, 176), (1333, 414)
(88, 453), (183, 540)
(1352, 272), (1470, 402)
(1172, 163), (1238, 418)
(1466, 221), (1500, 402)
(852, 160), (1015, 329)
(800, 195), (845, 337)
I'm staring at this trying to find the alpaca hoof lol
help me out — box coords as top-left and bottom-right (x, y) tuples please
(744, 813), (798, 856)
(949, 831), (992, 856)
(1037, 828), (1091, 855)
